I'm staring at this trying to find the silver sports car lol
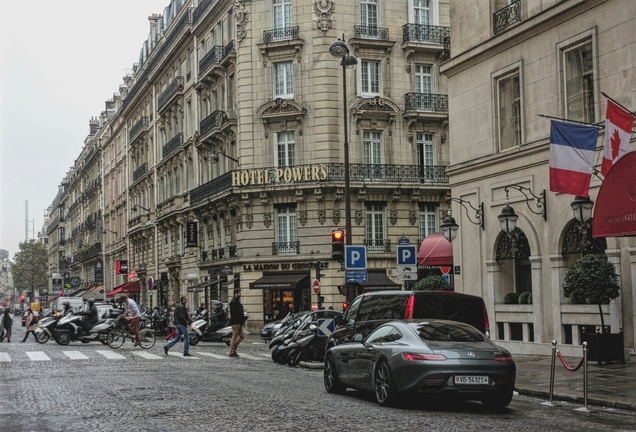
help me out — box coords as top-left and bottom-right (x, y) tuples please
(324, 319), (516, 408)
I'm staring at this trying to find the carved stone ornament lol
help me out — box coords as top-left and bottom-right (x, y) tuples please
(355, 210), (364, 226)
(356, 189), (366, 202)
(411, 190), (421, 203)
(245, 214), (254, 229)
(314, 188), (323, 202)
(314, 0), (335, 34)
(242, 193), (251, 207)
(392, 189), (401, 202)
(295, 189), (305, 203)
(260, 192), (269, 206)
(318, 210), (326, 225)
(332, 209), (341, 225)
(264, 212), (272, 228)
(234, 2), (248, 43)
(299, 210), (308, 226)
(390, 210), (398, 225)
(409, 210), (417, 226)
(334, 188), (344, 202)
(257, 98), (307, 138)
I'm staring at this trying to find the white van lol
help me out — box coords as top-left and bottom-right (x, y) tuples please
(53, 297), (85, 312)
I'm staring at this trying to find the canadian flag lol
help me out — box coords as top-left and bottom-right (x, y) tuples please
(601, 100), (634, 176)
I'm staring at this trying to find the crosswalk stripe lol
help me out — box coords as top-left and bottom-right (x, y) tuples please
(169, 352), (198, 359)
(26, 351), (51, 361)
(238, 353), (266, 361)
(259, 353), (271, 358)
(63, 351), (89, 360)
(96, 350), (126, 360)
(0, 352), (10, 362)
(197, 352), (228, 360)
(132, 351), (162, 360)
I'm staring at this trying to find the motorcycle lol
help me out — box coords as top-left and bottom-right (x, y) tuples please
(271, 314), (312, 364)
(34, 316), (60, 344)
(285, 322), (319, 366)
(54, 309), (121, 346)
(189, 317), (232, 346)
(149, 309), (169, 335)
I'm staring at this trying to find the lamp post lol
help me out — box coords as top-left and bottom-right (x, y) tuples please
(209, 152), (240, 165)
(330, 37), (357, 247)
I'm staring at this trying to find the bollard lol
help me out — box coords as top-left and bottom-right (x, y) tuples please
(574, 342), (594, 413)
(540, 340), (560, 406)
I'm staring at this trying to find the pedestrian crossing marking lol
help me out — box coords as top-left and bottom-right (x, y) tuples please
(169, 352), (198, 359)
(96, 350), (126, 360)
(0, 352), (10, 362)
(132, 351), (162, 360)
(63, 351), (89, 360)
(197, 352), (228, 360)
(26, 351), (50, 361)
(259, 353), (271, 358)
(238, 353), (266, 361)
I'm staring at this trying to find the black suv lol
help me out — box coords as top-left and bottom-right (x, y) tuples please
(328, 290), (490, 347)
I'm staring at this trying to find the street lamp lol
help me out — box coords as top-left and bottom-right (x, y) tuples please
(440, 211), (459, 243)
(102, 229), (117, 235)
(441, 197), (484, 243)
(209, 152), (240, 165)
(570, 195), (594, 224)
(131, 205), (150, 213)
(330, 37), (357, 246)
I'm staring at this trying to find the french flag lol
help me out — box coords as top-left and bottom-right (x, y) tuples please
(549, 120), (598, 197)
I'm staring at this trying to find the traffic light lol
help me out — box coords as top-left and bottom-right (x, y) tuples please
(331, 229), (345, 262)
(19, 295), (25, 303)
(342, 302), (349, 311)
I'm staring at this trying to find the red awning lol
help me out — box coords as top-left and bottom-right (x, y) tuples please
(418, 233), (453, 266)
(592, 151), (636, 237)
(106, 281), (140, 298)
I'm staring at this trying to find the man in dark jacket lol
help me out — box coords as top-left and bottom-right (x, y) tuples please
(164, 296), (193, 356)
(229, 289), (246, 357)
(79, 298), (99, 335)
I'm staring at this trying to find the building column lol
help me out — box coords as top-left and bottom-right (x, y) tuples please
(529, 256), (543, 343)
(485, 260), (501, 339)
(549, 254), (568, 344)
(606, 248), (622, 332)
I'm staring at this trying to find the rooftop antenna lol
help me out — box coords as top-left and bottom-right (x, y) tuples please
(25, 200), (29, 241)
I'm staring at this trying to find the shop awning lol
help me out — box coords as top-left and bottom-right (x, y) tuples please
(106, 281), (140, 298)
(187, 279), (221, 292)
(356, 271), (402, 291)
(249, 273), (309, 289)
(417, 233), (453, 266)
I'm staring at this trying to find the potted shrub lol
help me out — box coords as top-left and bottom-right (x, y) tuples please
(504, 292), (519, 304)
(413, 276), (452, 291)
(518, 291), (531, 305)
(562, 253), (622, 364)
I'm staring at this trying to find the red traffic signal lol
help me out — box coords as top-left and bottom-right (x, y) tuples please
(19, 295), (25, 302)
(331, 229), (345, 262)
(342, 302), (349, 310)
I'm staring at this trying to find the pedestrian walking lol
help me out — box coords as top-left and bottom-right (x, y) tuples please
(229, 289), (246, 357)
(164, 296), (193, 357)
(1, 307), (12, 342)
(165, 306), (176, 341)
(119, 295), (141, 346)
(21, 309), (36, 343)
(0, 308), (5, 342)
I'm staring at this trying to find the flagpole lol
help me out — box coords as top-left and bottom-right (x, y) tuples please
(538, 114), (604, 128)
(601, 92), (636, 115)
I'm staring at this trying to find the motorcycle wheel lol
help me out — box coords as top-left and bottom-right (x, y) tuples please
(36, 332), (50, 344)
(107, 329), (125, 349)
(189, 333), (199, 346)
(56, 330), (71, 346)
(287, 348), (305, 366)
(271, 345), (280, 362)
(138, 329), (156, 349)
(274, 347), (288, 364)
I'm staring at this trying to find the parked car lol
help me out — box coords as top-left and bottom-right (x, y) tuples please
(261, 309), (342, 341)
(328, 290), (490, 348)
(21, 311), (40, 327)
(324, 320), (515, 408)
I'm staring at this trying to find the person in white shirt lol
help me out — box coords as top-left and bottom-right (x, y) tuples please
(120, 295), (141, 346)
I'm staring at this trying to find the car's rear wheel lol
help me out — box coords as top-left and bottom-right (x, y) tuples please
(324, 354), (346, 394)
(482, 389), (514, 409)
(374, 361), (397, 406)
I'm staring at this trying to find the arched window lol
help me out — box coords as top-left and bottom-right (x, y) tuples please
(496, 227), (531, 295)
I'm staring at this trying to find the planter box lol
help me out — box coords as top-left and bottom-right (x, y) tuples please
(581, 330), (625, 365)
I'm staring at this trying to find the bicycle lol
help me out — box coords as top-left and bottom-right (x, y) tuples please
(108, 316), (156, 349)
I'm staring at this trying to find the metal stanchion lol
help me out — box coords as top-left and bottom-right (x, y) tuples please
(540, 340), (561, 406)
(574, 342), (594, 413)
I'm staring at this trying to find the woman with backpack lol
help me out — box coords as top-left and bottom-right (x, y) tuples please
(21, 309), (36, 343)
(0, 308), (12, 342)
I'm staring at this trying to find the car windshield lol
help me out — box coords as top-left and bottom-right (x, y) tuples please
(413, 321), (485, 343)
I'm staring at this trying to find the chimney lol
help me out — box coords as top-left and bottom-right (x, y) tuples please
(105, 100), (115, 112)
(148, 13), (161, 32)
(89, 117), (99, 135)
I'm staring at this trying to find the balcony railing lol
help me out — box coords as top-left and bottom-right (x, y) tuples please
(402, 24), (450, 45)
(263, 26), (300, 43)
(493, 0), (521, 34)
(193, 0), (213, 24)
(190, 172), (232, 205)
(199, 110), (227, 137)
(199, 45), (224, 76)
(354, 25), (389, 40)
(404, 93), (448, 113)
(84, 176), (101, 196)
(73, 242), (102, 263)
(365, 238), (391, 252)
(129, 116), (149, 143)
(272, 241), (300, 255)
(163, 132), (183, 159)
(133, 162), (148, 182)
(207, 246), (237, 261)
(158, 76), (184, 112)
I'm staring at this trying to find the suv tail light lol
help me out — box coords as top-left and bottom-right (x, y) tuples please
(482, 300), (490, 338)
(404, 295), (415, 319)
(403, 353), (447, 361)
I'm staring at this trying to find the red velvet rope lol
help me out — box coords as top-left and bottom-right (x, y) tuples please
(556, 350), (585, 372)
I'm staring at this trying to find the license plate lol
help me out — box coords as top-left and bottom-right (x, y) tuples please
(454, 375), (488, 385)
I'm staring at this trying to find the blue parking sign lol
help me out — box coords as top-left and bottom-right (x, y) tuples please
(345, 246), (367, 270)
(396, 245), (417, 265)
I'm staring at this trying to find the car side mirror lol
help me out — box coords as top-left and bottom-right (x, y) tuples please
(353, 333), (364, 342)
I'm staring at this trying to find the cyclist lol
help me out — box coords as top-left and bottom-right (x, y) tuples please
(119, 295), (141, 346)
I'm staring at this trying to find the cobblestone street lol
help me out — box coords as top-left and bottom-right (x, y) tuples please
(1, 328), (636, 432)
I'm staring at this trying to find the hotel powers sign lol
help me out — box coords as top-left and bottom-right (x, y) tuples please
(231, 164), (328, 187)
(592, 151), (636, 237)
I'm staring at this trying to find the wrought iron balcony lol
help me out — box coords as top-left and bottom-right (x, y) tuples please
(272, 241), (300, 255)
(129, 116), (149, 143)
(263, 26), (300, 43)
(354, 25), (389, 40)
(84, 176), (101, 196)
(402, 23), (450, 45)
(199, 110), (228, 137)
(190, 172), (232, 205)
(193, 0), (213, 24)
(365, 238), (391, 252)
(404, 93), (448, 113)
(209, 246), (237, 260)
(133, 162), (148, 182)
(163, 132), (183, 159)
(73, 242), (102, 263)
(493, 0), (521, 34)
(157, 76), (184, 112)
(199, 46), (224, 77)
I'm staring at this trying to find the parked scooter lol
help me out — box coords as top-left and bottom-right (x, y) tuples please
(285, 322), (319, 366)
(54, 309), (121, 345)
(273, 314), (313, 364)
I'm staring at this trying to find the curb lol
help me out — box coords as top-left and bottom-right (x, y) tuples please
(299, 361), (324, 370)
(515, 387), (636, 412)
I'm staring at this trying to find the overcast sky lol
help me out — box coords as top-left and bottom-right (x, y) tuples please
(0, 0), (171, 259)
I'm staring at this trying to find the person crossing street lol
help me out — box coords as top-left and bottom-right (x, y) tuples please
(229, 289), (246, 357)
(164, 296), (193, 357)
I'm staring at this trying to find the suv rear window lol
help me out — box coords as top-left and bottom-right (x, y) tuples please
(413, 321), (485, 342)
(357, 295), (409, 321)
(412, 293), (484, 332)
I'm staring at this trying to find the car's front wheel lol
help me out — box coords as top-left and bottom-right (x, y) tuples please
(374, 361), (397, 406)
(324, 354), (346, 394)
